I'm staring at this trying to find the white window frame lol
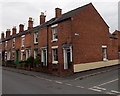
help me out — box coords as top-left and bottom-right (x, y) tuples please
(12, 51), (15, 60)
(34, 49), (38, 59)
(21, 50), (24, 60)
(7, 51), (11, 60)
(34, 32), (38, 44)
(51, 24), (58, 42)
(5, 41), (8, 48)
(41, 48), (47, 66)
(26, 49), (31, 60)
(21, 35), (25, 47)
(52, 47), (58, 64)
(63, 46), (72, 69)
(5, 51), (7, 61)
(12, 38), (15, 48)
(102, 45), (108, 61)
(0, 52), (2, 61)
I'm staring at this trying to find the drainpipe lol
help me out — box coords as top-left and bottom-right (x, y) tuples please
(47, 26), (49, 69)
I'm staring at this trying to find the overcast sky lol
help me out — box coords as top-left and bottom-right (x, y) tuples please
(0, 0), (119, 36)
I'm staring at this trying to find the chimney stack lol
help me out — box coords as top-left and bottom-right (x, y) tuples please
(28, 17), (33, 30)
(55, 8), (62, 18)
(12, 26), (17, 35)
(1, 32), (4, 39)
(40, 12), (46, 24)
(6, 29), (11, 38)
(19, 24), (24, 33)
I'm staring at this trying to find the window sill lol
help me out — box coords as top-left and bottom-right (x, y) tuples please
(21, 46), (24, 48)
(103, 58), (108, 62)
(52, 61), (58, 64)
(34, 42), (38, 45)
(51, 39), (58, 43)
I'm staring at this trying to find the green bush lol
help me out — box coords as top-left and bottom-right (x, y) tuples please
(6, 60), (16, 67)
(26, 56), (34, 68)
(34, 56), (41, 67)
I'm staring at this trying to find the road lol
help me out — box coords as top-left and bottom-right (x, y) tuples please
(2, 67), (120, 95)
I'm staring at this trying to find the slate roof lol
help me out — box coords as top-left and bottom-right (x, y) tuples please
(2, 3), (109, 42)
(48, 3), (90, 26)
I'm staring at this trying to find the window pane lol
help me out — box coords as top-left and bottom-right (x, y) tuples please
(52, 27), (58, 40)
(53, 49), (58, 61)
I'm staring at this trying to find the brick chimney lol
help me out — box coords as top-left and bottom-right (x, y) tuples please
(12, 26), (17, 35)
(1, 32), (4, 39)
(28, 17), (33, 30)
(6, 29), (11, 38)
(55, 8), (62, 18)
(19, 24), (24, 33)
(40, 12), (46, 24)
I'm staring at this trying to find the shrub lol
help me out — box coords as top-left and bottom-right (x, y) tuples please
(26, 56), (34, 68)
(34, 56), (41, 67)
(6, 60), (16, 67)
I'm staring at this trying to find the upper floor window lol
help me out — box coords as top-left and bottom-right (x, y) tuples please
(21, 35), (25, 47)
(12, 38), (15, 48)
(52, 24), (58, 42)
(34, 32), (38, 44)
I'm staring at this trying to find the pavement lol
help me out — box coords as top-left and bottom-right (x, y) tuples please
(2, 65), (120, 95)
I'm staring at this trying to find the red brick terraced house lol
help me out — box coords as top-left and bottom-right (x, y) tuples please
(0, 3), (119, 76)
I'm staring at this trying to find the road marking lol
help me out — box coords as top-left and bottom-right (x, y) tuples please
(76, 86), (84, 88)
(106, 92), (115, 94)
(55, 81), (63, 84)
(65, 83), (73, 86)
(93, 86), (106, 91)
(111, 90), (120, 94)
(89, 88), (102, 92)
(97, 78), (118, 86)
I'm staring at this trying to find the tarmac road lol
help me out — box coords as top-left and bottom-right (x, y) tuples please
(2, 66), (120, 95)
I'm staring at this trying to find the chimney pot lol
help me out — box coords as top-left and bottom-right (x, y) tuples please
(29, 17), (32, 21)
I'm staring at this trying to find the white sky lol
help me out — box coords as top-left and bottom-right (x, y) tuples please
(0, 0), (119, 36)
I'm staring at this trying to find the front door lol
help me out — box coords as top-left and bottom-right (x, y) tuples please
(64, 48), (71, 69)
(16, 50), (19, 65)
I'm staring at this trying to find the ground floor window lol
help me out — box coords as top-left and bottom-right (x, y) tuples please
(7, 51), (11, 60)
(5, 52), (7, 61)
(102, 46), (107, 61)
(52, 48), (58, 64)
(63, 46), (72, 69)
(34, 49), (38, 58)
(26, 49), (31, 59)
(0, 52), (2, 61)
(41, 48), (47, 66)
(12, 51), (15, 60)
(21, 50), (24, 60)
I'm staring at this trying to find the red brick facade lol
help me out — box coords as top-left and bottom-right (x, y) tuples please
(0, 3), (119, 76)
